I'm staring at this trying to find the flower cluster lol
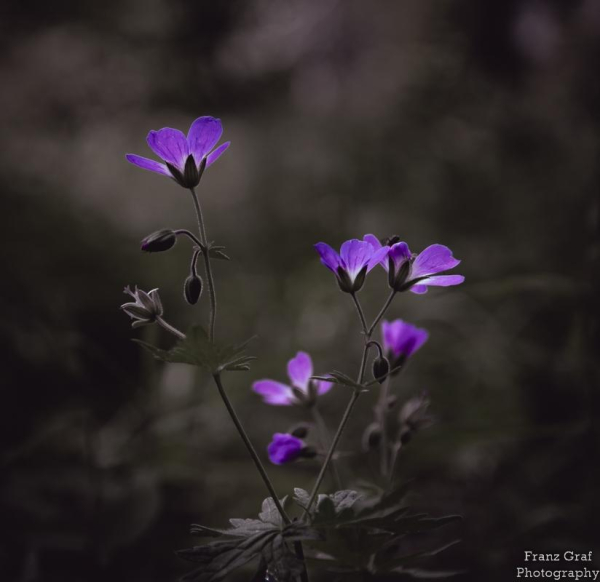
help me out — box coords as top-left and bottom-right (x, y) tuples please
(123, 115), (466, 580)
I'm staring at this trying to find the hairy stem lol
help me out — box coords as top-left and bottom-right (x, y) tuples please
(376, 376), (391, 476)
(189, 187), (217, 341)
(212, 374), (290, 523)
(156, 316), (186, 340)
(368, 290), (396, 336)
(305, 390), (361, 512)
(311, 407), (343, 490)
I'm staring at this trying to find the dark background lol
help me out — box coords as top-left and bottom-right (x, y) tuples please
(1, 0), (599, 580)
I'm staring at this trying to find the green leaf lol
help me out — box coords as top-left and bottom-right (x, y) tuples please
(133, 326), (256, 374)
(259, 497), (285, 528)
(207, 245), (230, 261)
(311, 371), (367, 391)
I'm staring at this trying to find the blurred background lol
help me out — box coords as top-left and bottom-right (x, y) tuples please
(1, 0), (599, 580)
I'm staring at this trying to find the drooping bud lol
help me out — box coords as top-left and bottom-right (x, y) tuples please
(291, 425), (310, 439)
(141, 229), (177, 253)
(372, 356), (390, 384)
(362, 423), (382, 451)
(184, 274), (203, 305)
(299, 446), (317, 459)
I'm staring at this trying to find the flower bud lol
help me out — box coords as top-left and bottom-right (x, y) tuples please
(299, 446), (317, 459)
(184, 274), (203, 305)
(372, 356), (390, 384)
(291, 425), (310, 439)
(141, 229), (177, 253)
(362, 423), (382, 451)
(386, 395), (398, 409)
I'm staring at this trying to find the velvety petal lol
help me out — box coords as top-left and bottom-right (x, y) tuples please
(314, 242), (341, 273)
(317, 379), (333, 395)
(268, 433), (304, 465)
(382, 319), (429, 357)
(340, 239), (372, 280)
(125, 154), (171, 177)
(287, 351), (313, 391)
(364, 234), (389, 271)
(206, 141), (230, 167)
(409, 274), (465, 294)
(409, 285), (429, 294)
(367, 246), (390, 272)
(252, 380), (295, 405)
(388, 242), (411, 270)
(411, 244), (460, 279)
(188, 116), (223, 163)
(147, 128), (189, 170)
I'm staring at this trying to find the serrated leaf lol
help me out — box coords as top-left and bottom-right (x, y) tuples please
(133, 326), (255, 375)
(178, 529), (277, 582)
(293, 488), (310, 509)
(261, 534), (304, 582)
(259, 497), (285, 528)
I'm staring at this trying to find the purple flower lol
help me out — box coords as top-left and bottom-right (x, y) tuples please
(314, 239), (389, 293)
(381, 319), (429, 369)
(364, 234), (464, 294)
(126, 116), (230, 188)
(253, 351), (332, 406)
(268, 433), (304, 465)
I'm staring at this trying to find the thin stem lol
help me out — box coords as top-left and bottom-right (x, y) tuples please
(376, 376), (391, 477)
(305, 390), (361, 512)
(189, 187), (217, 341)
(213, 374), (310, 582)
(156, 316), (186, 340)
(351, 292), (368, 335)
(212, 374), (290, 523)
(368, 290), (396, 336)
(174, 229), (203, 247)
(311, 407), (343, 490)
(387, 442), (402, 490)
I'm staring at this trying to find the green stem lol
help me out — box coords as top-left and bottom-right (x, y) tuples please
(376, 376), (391, 477)
(156, 316), (186, 340)
(212, 374), (290, 524)
(368, 290), (396, 336)
(189, 187), (217, 342)
(305, 390), (361, 512)
(311, 407), (343, 490)
(213, 373), (311, 582)
(351, 292), (369, 335)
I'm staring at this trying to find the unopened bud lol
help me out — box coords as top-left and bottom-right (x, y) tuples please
(291, 425), (309, 439)
(362, 423), (382, 451)
(141, 229), (177, 253)
(372, 356), (390, 384)
(300, 446), (317, 459)
(184, 274), (203, 305)
(386, 395), (398, 409)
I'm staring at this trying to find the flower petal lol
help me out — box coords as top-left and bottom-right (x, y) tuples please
(147, 128), (189, 170)
(388, 242), (411, 270)
(382, 319), (429, 357)
(367, 245), (390, 272)
(340, 239), (371, 280)
(125, 154), (171, 177)
(409, 274), (465, 294)
(188, 116), (223, 163)
(411, 244), (460, 280)
(287, 352), (313, 391)
(206, 141), (230, 167)
(252, 380), (295, 405)
(317, 380), (333, 395)
(314, 242), (341, 273)
(364, 234), (389, 271)
(268, 433), (303, 465)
